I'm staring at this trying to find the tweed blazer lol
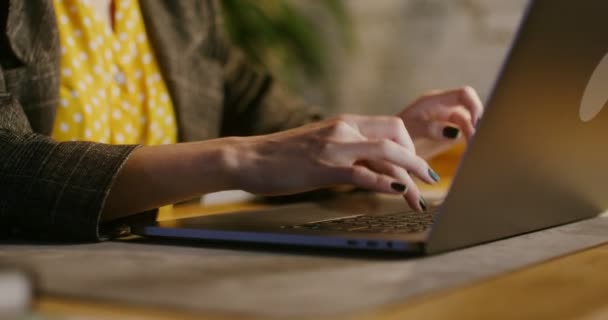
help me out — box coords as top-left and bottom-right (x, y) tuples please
(0, 0), (322, 241)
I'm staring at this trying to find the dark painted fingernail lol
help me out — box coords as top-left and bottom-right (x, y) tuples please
(428, 168), (441, 182)
(442, 126), (460, 139)
(419, 197), (428, 211)
(391, 182), (407, 193)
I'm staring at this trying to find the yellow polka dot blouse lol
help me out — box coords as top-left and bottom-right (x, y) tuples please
(52, 0), (177, 145)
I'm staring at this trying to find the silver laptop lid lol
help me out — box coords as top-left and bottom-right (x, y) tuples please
(427, 0), (608, 254)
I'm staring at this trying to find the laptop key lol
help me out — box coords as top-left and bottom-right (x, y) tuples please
(285, 208), (438, 234)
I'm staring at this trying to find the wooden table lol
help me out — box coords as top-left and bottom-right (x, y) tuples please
(34, 146), (608, 319)
(36, 242), (608, 320)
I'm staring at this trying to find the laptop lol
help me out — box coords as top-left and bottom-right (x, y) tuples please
(131, 0), (608, 254)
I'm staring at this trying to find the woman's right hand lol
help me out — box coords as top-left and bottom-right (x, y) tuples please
(224, 114), (441, 211)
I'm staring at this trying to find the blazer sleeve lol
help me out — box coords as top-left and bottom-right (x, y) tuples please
(220, 46), (325, 137)
(0, 92), (138, 241)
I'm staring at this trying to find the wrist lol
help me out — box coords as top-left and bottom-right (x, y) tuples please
(198, 136), (252, 192)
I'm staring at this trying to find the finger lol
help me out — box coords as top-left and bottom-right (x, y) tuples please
(460, 86), (484, 124)
(433, 106), (475, 140)
(433, 86), (484, 125)
(362, 160), (425, 212)
(336, 114), (416, 152)
(428, 121), (462, 141)
(341, 139), (440, 185)
(339, 165), (409, 195)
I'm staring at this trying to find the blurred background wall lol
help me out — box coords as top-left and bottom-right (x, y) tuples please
(299, 0), (529, 115)
(319, 0), (528, 115)
(223, 0), (529, 116)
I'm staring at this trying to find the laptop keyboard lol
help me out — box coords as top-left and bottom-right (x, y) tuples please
(283, 208), (437, 234)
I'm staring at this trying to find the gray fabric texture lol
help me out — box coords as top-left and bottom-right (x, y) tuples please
(0, 215), (607, 318)
(0, 0), (322, 241)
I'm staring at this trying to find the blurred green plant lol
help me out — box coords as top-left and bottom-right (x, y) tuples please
(220, 0), (352, 81)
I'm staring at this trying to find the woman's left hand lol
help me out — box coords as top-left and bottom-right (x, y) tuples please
(397, 86), (484, 159)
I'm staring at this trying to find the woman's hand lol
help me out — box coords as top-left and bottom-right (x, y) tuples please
(397, 86), (484, 159)
(103, 88), (484, 221)
(103, 114), (438, 221)
(226, 114), (441, 211)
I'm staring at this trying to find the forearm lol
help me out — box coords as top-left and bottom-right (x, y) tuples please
(101, 138), (239, 222)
